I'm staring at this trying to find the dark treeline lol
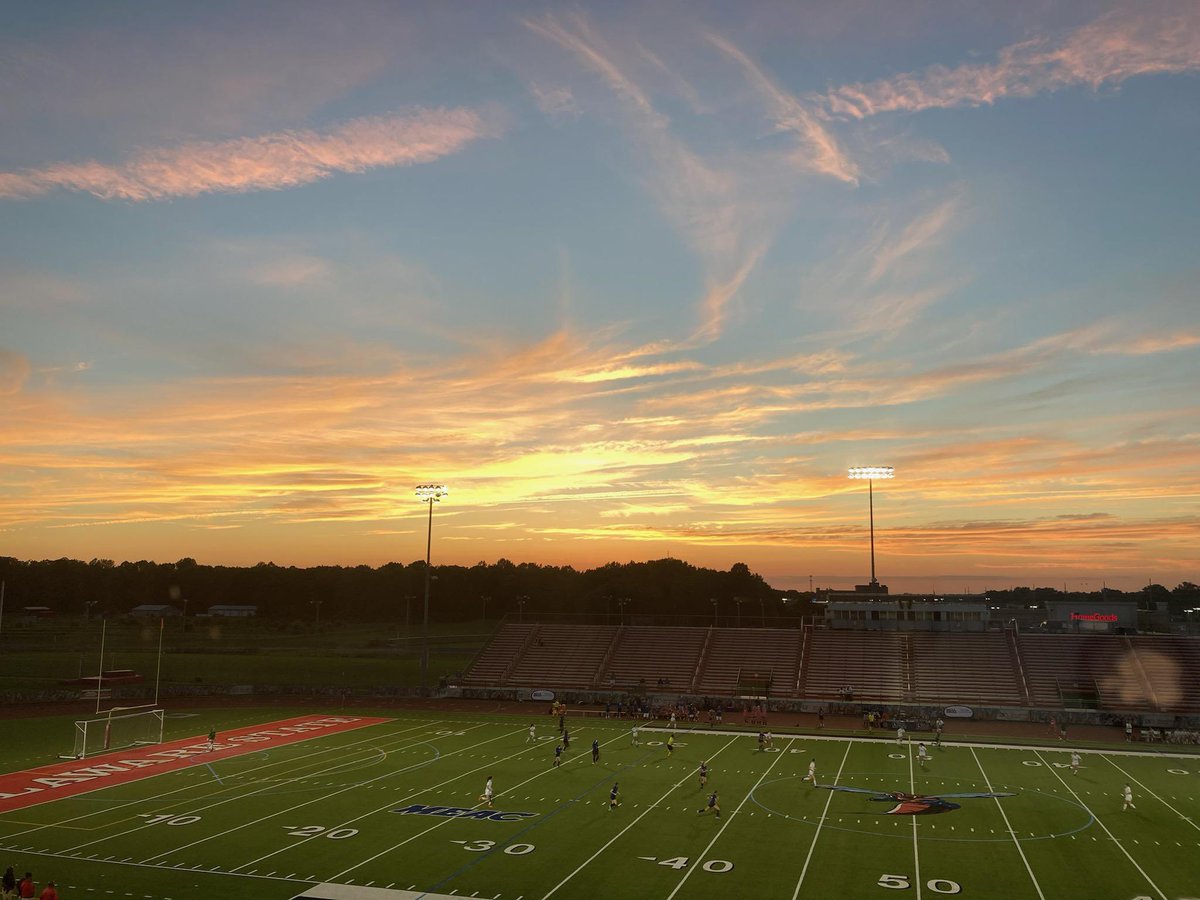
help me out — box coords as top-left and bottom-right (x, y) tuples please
(0, 556), (781, 624)
(1, 556), (1196, 625)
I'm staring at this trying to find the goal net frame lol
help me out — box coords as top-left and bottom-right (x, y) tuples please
(62, 706), (165, 760)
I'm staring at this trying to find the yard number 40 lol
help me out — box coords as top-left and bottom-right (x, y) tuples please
(879, 874), (961, 894)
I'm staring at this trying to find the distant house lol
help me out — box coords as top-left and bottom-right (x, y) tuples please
(130, 604), (180, 617)
(208, 604), (258, 618)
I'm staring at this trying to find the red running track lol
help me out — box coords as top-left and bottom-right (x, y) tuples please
(0, 714), (391, 813)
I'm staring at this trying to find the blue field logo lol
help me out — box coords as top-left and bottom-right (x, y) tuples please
(393, 803), (537, 822)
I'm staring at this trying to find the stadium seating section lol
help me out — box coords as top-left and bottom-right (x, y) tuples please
(462, 622), (1200, 713)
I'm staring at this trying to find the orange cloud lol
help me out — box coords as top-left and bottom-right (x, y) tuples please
(0, 108), (496, 201)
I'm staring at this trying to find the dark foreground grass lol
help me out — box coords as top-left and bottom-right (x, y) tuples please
(2, 708), (1198, 900)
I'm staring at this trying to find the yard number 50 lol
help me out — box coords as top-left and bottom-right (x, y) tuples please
(879, 874), (961, 894)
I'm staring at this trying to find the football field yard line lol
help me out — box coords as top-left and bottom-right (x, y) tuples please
(1099, 753), (1200, 833)
(55, 721), (468, 858)
(1031, 749), (1167, 900)
(907, 739), (921, 900)
(539, 735), (741, 900)
(2, 717), (437, 844)
(969, 747), (1046, 900)
(790, 739), (852, 900)
(160, 723), (515, 872)
(664, 736), (796, 900)
(326, 728), (633, 882)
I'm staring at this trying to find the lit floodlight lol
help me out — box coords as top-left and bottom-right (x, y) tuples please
(847, 465), (893, 588)
(848, 466), (894, 480)
(415, 483), (449, 502)
(415, 482), (449, 694)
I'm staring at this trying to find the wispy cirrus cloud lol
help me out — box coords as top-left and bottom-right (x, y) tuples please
(704, 31), (859, 185)
(0, 108), (497, 202)
(821, 5), (1200, 120)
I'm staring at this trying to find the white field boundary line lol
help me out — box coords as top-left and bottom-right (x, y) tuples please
(638, 726), (1200, 761)
(791, 740), (853, 900)
(908, 739), (922, 900)
(139, 723), (506, 868)
(2, 718), (439, 843)
(1100, 753), (1200, 834)
(1031, 749), (1167, 900)
(969, 747), (1046, 900)
(54, 724), (470, 854)
(665, 737), (797, 900)
(327, 729), (634, 882)
(0, 844), (310, 887)
(540, 736), (741, 900)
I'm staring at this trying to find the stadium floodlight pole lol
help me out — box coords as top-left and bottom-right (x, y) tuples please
(848, 466), (895, 588)
(416, 483), (449, 694)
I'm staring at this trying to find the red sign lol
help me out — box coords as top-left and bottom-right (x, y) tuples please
(1070, 612), (1118, 622)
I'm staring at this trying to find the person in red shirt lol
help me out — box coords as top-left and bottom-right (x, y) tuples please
(38, 884), (56, 900)
(17, 873), (34, 899)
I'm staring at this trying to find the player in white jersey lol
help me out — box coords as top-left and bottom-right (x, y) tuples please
(917, 742), (929, 768)
(1070, 751), (1081, 775)
(896, 725), (906, 744)
(527, 723), (537, 743)
(803, 759), (817, 786)
(631, 725), (640, 747)
(1122, 784), (1135, 811)
(479, 776), (494, 808)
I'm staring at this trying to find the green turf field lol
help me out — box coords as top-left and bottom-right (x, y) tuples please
(2, 709), (1198, 899)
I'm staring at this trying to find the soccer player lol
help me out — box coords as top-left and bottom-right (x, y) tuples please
(934, 717), (944, 748)
(765, 730), (774, 749)
(803, 758), (817, 786)
(563, 728), (571, 751)
(1122, 784), (1135, 811)
(757, 731), (766, 752)
(698, 761), (709, 788)
(631, 725), (640, 747)
(592, 738), (600, 764)
(917, 742), (929, 769)
(479, 775), (494, 808)
(553, 744), (563, 768)
(207, 727), (216, 752)
(527, 723), (537, 743)
(896, 725), (906, 744)
(669, 711), (677, 730)
(1070, 751), (1081, 776)
(609, 782), (621, 810)
(698, 790), (720, 818)
(666, 734), (675, 757)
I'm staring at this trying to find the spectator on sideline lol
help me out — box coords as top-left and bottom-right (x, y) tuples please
(38, 884), (56, 900)
(2, 866), (17, 900)
(17, 873), (34, 900)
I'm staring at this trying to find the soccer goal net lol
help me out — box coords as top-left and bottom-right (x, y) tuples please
(64, 707), (165, 760)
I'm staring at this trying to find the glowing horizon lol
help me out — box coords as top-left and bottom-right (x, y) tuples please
(1, 2), (1197, 592)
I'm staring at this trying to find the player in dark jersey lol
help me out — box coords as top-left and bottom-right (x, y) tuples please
(698, 761), (709, 787)
(591, 738), (600, 764)
(563, 729), (571, 751)
(553, 744), (563, 768)
(609, 782), (621, 810)
(698, 790), (720, 817)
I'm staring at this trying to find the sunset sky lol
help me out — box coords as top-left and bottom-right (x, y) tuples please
(2, 1), (1198, 592)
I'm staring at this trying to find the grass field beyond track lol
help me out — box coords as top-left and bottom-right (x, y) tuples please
(1, 709), (1198, 899)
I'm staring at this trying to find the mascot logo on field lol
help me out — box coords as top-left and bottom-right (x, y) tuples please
(819, 785), (1015, 815)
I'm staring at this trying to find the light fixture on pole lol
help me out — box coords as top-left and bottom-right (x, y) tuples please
(415, 483), (449, 694)
(847, 466), (894, 589)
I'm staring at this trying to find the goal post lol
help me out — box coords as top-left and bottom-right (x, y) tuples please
(63, 707), (165, 760)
